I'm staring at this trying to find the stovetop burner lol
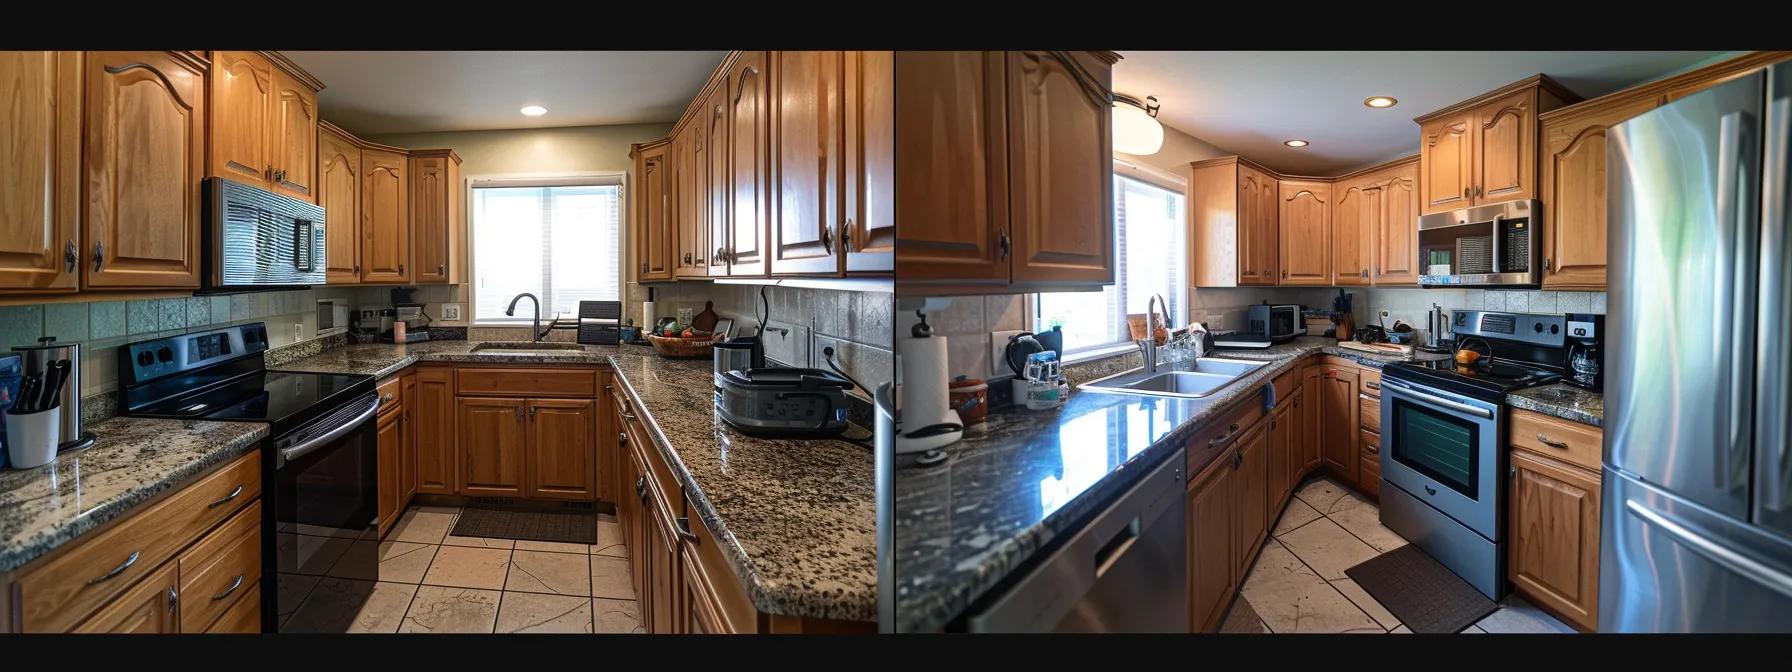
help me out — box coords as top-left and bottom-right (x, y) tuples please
(1384, 357), (1561, 402)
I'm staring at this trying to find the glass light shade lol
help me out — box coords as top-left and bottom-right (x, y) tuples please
(1112, 102), (1164, 155)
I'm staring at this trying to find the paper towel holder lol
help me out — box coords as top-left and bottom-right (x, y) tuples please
(894, 308), (963, 454)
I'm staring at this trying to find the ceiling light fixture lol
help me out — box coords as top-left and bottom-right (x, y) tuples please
(1284, 139), (1309, 148)
(520, 105), (547, 117)
(1364, 96), (1398, 109)
(1112, 94), (1164, 156)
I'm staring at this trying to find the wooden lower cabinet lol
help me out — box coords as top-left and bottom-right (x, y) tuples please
(1319, 366), (1360, 483)
(1267, 391), (1298, 514)
(457, 397), (527, 496)
(400, 372), (418, 504)
(72, 562), (180, 633)
(1301, 366), (1322, 472)
(410, 367), (455, 495)
(1234, 421), (1270, 575)
(1186, 446), (1236, 632)
(1359, 430), (1382, 500)
(525, 398), (597, 500)
(376, 407), (402, 536)
(1509, 448), (1601, 632)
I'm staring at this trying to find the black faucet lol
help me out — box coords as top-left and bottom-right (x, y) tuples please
(504, 293), (552, 342)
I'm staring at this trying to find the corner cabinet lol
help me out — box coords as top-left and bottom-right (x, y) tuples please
(359, 146), (410, 284)
(1416, 75), (1577, 216)
(632, 139), (674, 282)
(1277, 180), (1331, 286)
(409, 149), (463, 284)
(83, 50), (206, 290)
(410, 366), (456, 495)
(0, 51), (81, 294)
(1188, 157), (1279, 288)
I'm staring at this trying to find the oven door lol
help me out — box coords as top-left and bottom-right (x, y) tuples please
(268, 392), (379, 631)
(1379, 379), (1501, 539)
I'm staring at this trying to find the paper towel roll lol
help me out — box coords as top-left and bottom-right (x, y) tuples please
(641, 301), (656, 330)
(897, 333), (952, 432)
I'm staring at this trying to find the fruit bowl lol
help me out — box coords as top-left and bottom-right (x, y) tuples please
(646, 332), (721, 359)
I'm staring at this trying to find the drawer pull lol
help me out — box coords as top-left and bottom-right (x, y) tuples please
(636, 476), (649, 504)
(1536, 434), (1570, 450)
(208, 485), (245, 509)
(1365, 381), (1381, 391)
(212, 575), (245, 601)
(674, 517), (700, 544)
(1208, 423), (1241, 447)
(87, 551), (140, 585)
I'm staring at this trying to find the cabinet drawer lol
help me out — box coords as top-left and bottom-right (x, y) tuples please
(629, 419), (682, 523)
(1360, 393), (1381, 433)
(1510, 408), (1602, 472)
(205, 584), (262, 633)
(685, 508), (758, 633)
(19, 450), (261, 632)
(1270, 367), (1299, 405)
(458, 367), (598, 397)
(177, 501), (262, 633)
(1186, 399), (1265, 480)
(1359, 368), (1381, 398)
(1359, 432), (1382, 500)
(376, 376), (403, 415)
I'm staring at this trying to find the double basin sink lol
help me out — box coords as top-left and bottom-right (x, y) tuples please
(469, 342), (588, 357)
(1078, 357), (1267, 399)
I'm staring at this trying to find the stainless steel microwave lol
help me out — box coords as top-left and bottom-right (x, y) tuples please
(1417, 199), (1540, 288)
(201, 177), (326, 293)
(1247, 304), (1304, 342)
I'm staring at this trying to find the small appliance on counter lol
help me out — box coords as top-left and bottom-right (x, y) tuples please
(1563, 313), (1604, 392)
(714, 367), (853, 438)
(894, 308), (962, 454)
(391, 287), (431, 343)
(1016, 351), (1068, 411)
(577, 300), (623, 345)
(1210, 330), (1273, 349)
(10, 336), (94, 456)
(1247, 303), (1305, 343)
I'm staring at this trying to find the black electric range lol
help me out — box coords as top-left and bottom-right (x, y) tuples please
(1381, 357), (1561, 403)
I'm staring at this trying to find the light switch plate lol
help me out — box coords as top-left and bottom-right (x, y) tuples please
(991, 329), (1026, 376)
(442, 303), (463, 321)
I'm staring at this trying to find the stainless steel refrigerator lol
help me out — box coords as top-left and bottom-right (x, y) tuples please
(1603, 62), (1792, 632)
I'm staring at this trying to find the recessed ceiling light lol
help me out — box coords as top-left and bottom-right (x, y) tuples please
(1284, 139), (1309, 148)
(520, 105), (547, 117)
(1364, 96), (1399, 109)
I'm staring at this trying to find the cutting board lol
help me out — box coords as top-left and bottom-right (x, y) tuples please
(1336, 340), (1414, 356)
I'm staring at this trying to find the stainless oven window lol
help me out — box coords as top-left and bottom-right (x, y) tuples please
(1390, 398), (1480, 499)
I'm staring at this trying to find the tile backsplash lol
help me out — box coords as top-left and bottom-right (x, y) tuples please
(1360, 288), (1606, 337)
(632, 282), (893, 395)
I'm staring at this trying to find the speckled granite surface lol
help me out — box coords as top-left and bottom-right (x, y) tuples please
(1507, 383), (1604, 427)
(0, 418), (267, 572)
(276, 341), (877, 622)
(890, 336), (1450, 632)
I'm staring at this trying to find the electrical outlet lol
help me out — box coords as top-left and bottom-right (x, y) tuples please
(442, 303), (463, 321)
(293, 323), (303, 342)
(1209, 314), (1224, 330)
(991, 329), (1026, 377)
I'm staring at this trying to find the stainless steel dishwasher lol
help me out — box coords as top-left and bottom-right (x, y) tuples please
(964, 447), (1187, 632)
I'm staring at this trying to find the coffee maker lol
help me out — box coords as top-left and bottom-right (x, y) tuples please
(1563, 313), (1604, 392)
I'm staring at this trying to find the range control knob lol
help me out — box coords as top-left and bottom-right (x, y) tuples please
(1549, 324), (1560, 335)
(137, 350), (154, 367)
(156, 346), (174, 362)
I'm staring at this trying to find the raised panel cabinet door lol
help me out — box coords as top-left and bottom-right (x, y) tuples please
(1269, 393), (1297, 507)
(1541, 99), (1653, 290)
(1187, 449), (1236, 632)
(1374, 163), (1420, 285)
(410, 154), (450, 283)
(1235, 167), (1263, 283)
(650, 506), (683, 634)
(727, 51), (771, 276)
(526, 398), (597, 500)
(0, 51), (80, 292)
(318, 126), (361, 283)
(674, 122), (708, 278)
(893, 51), (1009, 288)
(1472, 90), (1535, 203)
(1320, 367), (1360, 484)
(270, 67), (317, 202)
(84, 50), (205, 289)
(71, 561), (180, 633)
(845, 50), (895, 273)
(1331, 181), (1371, 285)
(1301, 367), (1323, 472)
(401, 374), (418, 503)
(705, 83), (731, 277)
(376, 408), (400, 535)
(1254, 170), (1280, 285)
(1007, 50), (1115, 287)
(208, 50), (271, 186)
(634, 141), (673, 281)
(1277, 180), (1330, 285)
(457, 397), (525, 496)
(1509, 450), (1600, 632)
(1420, 113), (1474, 214)
(359, 148), (409, 283)
(412, 367), (456, 495)
(1234, 419), (1269, 579)
(770, 50), (844, 275)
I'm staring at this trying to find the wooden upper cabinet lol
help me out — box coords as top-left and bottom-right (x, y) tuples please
(526, 398), (597, 500)
(769, 51), (844, 275)
(893, 50), (1010, 290)
(270, 67), (317, 201)
(633, 139), (673, 282)
(359, 147), (409, 283)
(83, 50), (205, 289)
(1331, 179), (1373, 285)
(319, 124), (362, 283)
(674, 118), (709, 279)
(458, 397), (526, 497)
(1420, 112), (1474, 215)
(1374, 159), (1420, 285)
(1249, 166), (1279, 286)
(1188, 157), (1277, 288)
(846, 50), (896, 273)
(727, 51), (770, 276)
(1509, 449), (1601, 632)
(209, 51), (272, 186)
(1539, 96), (1654, 290)
(1006, 50), (1115, 288)
(0, 51), (81, 293)
(409, 149), (462, 284)
(704, 83), (732, 278)
(1278, 180), (1331, 285)
(1472, 89), (1536, 203)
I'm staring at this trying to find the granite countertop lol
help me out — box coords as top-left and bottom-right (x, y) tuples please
(0, 418), (268, 572)
(1507, 383), (1604, 427)
(889, 336), (1450, 632)
(277, 341), (877, 623)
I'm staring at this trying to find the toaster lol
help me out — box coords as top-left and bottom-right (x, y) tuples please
(714, 367), (852, 438)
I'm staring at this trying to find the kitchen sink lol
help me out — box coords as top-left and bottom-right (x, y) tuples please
(471, 342), (586, 356)
(1078, 357), (1267, 399)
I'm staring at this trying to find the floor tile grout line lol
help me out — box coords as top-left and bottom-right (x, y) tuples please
(1252, 487), (1380, 633)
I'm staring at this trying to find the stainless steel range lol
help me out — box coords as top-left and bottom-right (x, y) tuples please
(1378, 309), (1571, 599)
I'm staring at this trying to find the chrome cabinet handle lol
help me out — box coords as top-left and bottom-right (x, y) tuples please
(1365, 382), (1380, 391)
(207, 485), (245, 509)
(618, 430), (628, 446)
(64, 241), (77, 273)
(88, 551), (140, 585)
(674, 516), (700, 543)
(1536, 434), (1570, 450)
(636, 475), (648, 504)
(437, 264), (444, 275)
(820, 226), (833, 254)
(529, 405), (537, 418)
(211, 575), (244, 601)
(167, 586), (178, 614)
(92, 242), (104, 272)
(274, 168), (287, 183)
(398, 263), (405, 274)
(842, 222), (853, 250)
(1208, 423), (1241, 448)
(382, 392), (394, 403)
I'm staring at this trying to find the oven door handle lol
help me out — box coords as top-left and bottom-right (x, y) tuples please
(1381, 380), (1493, 419)
(279, 394), (379, 466)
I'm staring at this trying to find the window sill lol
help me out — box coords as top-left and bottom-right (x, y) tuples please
(1058, 342), (1138, 367)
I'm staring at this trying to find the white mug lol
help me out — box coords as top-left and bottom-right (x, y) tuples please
(5, 407), (61, 469)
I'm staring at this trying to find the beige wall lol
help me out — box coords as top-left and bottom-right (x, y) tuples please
(1114, 123), (1234, 176)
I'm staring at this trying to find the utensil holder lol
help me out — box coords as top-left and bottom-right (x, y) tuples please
(6, 407), (60, 469)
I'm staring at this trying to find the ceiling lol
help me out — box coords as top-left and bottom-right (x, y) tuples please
(283, 51), (729, 136)
(1114, 51), (1724, 175)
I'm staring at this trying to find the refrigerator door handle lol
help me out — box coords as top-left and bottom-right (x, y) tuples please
(1626, 499), (1792, 600)
(1762, 79), (1792, 515)
(1716, 109), (1757, 495)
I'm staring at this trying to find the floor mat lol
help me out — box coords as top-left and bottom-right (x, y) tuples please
(450, 506), (597, 545)
(1344, 544), (1496, 633)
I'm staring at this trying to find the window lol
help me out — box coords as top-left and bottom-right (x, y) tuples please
(471, 176), (623, 325)
(1034, 171), (1188, 355)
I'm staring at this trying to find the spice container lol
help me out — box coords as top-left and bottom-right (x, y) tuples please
(948, 376), (989, 426)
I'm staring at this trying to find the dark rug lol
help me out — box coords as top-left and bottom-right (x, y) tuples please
(1345, 544), (1496, 633)
(450, 507), (597, 545)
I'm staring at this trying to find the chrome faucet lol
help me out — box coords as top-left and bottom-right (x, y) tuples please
(504, 293), (551, 342)
(1137, 338), (1161, 374)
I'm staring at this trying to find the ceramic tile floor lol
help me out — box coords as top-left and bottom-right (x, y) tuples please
(1220, 476), (1577, 634)
(278, 506), (643, 634)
